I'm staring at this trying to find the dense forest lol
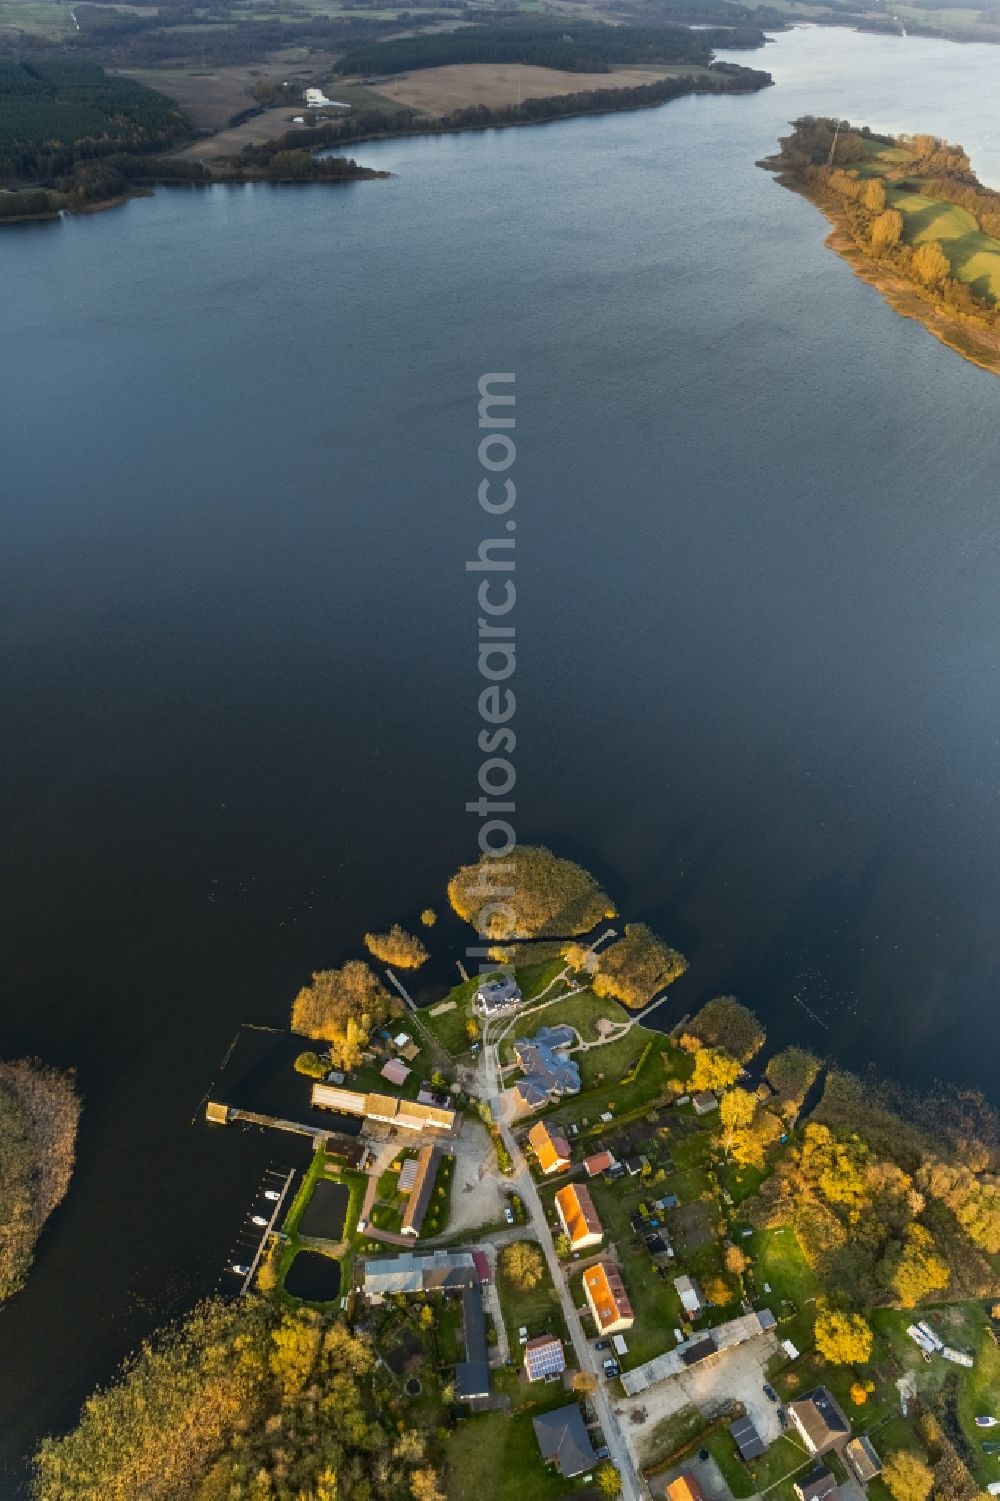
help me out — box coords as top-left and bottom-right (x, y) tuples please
(0, 57), (186, 184)
(33, 1299), (447, 1501)
(0, 1060), (80, 1302)
(333, 17), (765, 76)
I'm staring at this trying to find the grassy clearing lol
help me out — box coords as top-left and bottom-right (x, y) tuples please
(745, 1226), (822, 1352)
(886, 186), (1000, 300)
(421, 977), (480, 1056)
(444, 1393), (587, 1501)
(495, 1243), (569, 1359)
(516, 987), (625, 1041)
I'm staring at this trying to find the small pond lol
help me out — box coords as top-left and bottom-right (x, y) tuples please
(284, 1250), (342, 1303)
(298, 1177), (349, 1240)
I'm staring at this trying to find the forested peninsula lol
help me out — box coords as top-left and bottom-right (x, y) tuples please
(0, 1059), (81, 1302)
(763, 116), (1000, 376)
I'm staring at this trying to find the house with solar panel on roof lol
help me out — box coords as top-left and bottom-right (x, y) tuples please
(523, 1334), (565, 1382)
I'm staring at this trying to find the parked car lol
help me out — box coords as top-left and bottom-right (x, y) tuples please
(777, 1409), (789, 1430)
(595, 1447), (610, 1461)
(518, 1326), (528, 1345)
(763, 1384), (778, 1404)
(602, 1359), (620, 1378)
(977, 1417), (1000, 1428)
(504, 1206), (515, 1224)
(595, 1340), (610, 1351)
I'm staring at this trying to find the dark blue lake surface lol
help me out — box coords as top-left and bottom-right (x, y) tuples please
(2, 22), (1000, 1489)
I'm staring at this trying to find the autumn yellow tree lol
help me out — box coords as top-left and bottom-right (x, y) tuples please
(720, 1087), (758, 1132)
(881, 1449), (934, 1501)
(870, 208), (904, 253)
(890, 1223), (949, 1306)
(725, 1245), (748, 1275)
(861, 177), (886, 213)
(912, 239), (950, 288)
(814, 1308), (873, 1365)
(500, 1240), (544, 1290)
(420, 908), (437, 927)
(411, 1466), (446, 1501)
(690, 1047), (741, 1094)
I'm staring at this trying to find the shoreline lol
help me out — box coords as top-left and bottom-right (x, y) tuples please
(3, 68), (769, 226)
(763, 160), (1000, 379)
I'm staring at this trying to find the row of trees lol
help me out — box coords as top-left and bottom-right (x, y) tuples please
(332, 18), (748, 77)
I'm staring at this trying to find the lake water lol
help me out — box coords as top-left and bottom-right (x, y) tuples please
(2, 22), (1000, 1490)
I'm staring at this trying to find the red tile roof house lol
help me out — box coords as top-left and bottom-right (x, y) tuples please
(528, 1121), (572, 1174)
(583, 1149), (617, 1177)
(554, 1182), (603, 1250)
(582, 1261), (634, 1335)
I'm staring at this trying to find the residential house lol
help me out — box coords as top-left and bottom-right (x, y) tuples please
(475, 976), (523, 1016)
(674, 1274), (703, 1316)
(531, 1403), (596, 1478)
(691, 1091), (719, 1115)
(665, 1476), (707, 1501)
(380, 1057), (410, 1088)
(528, 1121), (572, 1175)
(793, 1465), (840, 1501)
(788, 1389), (850, 1455)
(583, 1149), (617, 1177)
(844, 1436), (882, 1484)
(400, 1144), (438, 1237)
(513, 1025), (580, 1109)
(554, 1182), (603, 1250)
(583, 1261), (634, 1335)
(524, 1334), (566, 1382)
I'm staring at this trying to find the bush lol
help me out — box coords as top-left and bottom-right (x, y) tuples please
(293, 1051), (328, 1079)
(364, 925), (429, 969)
(420, 908), (437, 927)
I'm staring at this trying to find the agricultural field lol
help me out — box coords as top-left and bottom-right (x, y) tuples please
(362, 60), (711, 118)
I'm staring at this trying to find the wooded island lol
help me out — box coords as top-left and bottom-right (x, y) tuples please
(763, 116), (1000, 376)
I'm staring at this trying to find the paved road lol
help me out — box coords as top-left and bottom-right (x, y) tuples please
(481, 1027), (645, 1501)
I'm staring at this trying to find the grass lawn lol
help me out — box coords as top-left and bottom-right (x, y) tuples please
(445, 1395), (590, 1501)
(547, 1029), (682, 1132)
(421, 976), (480, 1056)
(496, 1241), (569, 1356)
(342, 1052), (431, 1099)
(515, 987), (627, 1042)
(886, 185), (1000, 300)
(873, 1300), (1000, 1486)
(745, 1226), (822, 1352)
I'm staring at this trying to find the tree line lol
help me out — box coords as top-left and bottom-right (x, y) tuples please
(332, 18), (766, 76)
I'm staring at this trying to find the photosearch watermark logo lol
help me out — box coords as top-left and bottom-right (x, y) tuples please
(465, 373), (518, 966)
